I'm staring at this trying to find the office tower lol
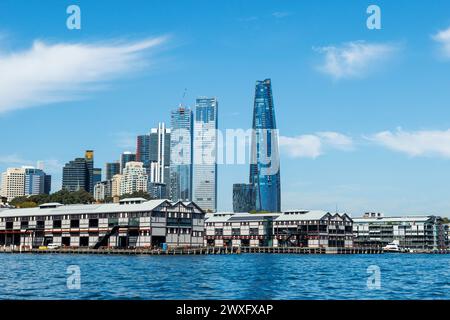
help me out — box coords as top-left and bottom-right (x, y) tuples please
(233, 183), (256, 212)
(62, 150), (96, 193)
(93, 168), (102, 186)
(148, 123), (171, 194)
(192, 97), (218, 212)
(119, 161), (148, 196)
(85, 150), (95, 194)
(249, 79), (281, 212)
(120, 151), (136, 174)
(44, 174), (52, 195)
(105, 161), (120, 181)
(24, 167), (46, 196)
(0, 167), (48, 201)
(170, 106), (193, 202)
(136, 134), (151, 169)
(148, 182), (167, 199)
(1, 168), (26, 201)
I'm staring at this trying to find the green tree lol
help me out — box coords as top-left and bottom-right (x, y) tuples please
(120, 191), (153, 200)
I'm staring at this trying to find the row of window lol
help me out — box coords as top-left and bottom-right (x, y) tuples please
(0, 210), (200, 223)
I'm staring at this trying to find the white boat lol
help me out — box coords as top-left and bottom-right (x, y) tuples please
(383, 242), (401, 252)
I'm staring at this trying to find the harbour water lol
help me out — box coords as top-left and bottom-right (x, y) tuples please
(0, 253), (449, 300)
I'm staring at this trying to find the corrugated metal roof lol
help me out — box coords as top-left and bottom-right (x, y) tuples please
(353, 216), (434, 223)
(0, 199), (169, 218)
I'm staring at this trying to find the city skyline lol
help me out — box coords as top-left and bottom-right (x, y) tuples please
(3, 1), (450, 216)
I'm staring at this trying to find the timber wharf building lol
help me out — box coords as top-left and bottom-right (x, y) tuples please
(0, 198), (205, 248)
(205, 210), (354, 248)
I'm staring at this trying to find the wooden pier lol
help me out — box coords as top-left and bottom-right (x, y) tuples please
(0, 246), (386, 255)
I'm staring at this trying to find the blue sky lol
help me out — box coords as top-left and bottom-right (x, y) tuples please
(2, 0), (450, 216)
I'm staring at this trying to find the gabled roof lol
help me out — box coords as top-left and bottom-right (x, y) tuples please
(0, 199), (170, 218)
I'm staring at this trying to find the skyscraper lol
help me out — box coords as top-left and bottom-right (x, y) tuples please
(62, 150), (96, 194)
(233, 183), (256, 212)
(136, 134), (151, 169)
(85, 150), (95, 194)
(193, 97), (218, 212)
(93, 168), (102, 186)
(1, 167), (49, 201)
(24, 167), (46, 196)
(149, 123), (171, 194)
(170, 106), (193, 202)
(249, 79), (281, 212)
(44, 174), (52, 195)
(120, 152), (136, 174)
(105, 161), (120, 181)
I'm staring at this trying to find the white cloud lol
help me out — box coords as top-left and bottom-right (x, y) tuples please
(113, 131), (137, 150)
(0, 36), (167, 113)
(279, 132), (353, 159)
(314, 41), (399, 79)
(368, 128), (450, 158)
(0, 155), (63, 174)
(272, 12), (292, 19)
(432, 27), (450, 58)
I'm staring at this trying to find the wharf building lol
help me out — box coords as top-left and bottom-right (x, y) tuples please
(205, 210), (353, 248)
(353, 213), (448, 250)
(0, 198), (205, 248)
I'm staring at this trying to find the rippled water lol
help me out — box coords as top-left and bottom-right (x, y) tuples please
(0, 253), (449, 299)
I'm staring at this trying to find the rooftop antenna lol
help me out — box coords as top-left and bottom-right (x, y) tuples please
(179, 88), (187, 108)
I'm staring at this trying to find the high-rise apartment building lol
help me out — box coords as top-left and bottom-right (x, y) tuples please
(249, 79), (281, 212)
(170, 106), (193, 202)
(193, 97), (218, 212)
(119, 161), (148, 196)
(149, 123), (171, 192)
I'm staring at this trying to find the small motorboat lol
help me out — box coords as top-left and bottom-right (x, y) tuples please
(383, 242), (401, 252)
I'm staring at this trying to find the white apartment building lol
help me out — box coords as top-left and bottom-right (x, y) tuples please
(119, 162), (148, 196)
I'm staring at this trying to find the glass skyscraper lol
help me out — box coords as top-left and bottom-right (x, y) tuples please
(62, 150), (96, 194)
(193, 97), (218, 212)
(249, 79), (281, 212)
(170, 106), (193, 202)
(105, 162), (120, 181)
(120, 152), (136, 174)
(233, 183), (256, 212)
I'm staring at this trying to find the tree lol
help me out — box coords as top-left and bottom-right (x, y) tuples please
(120, 191), (153, 200)
(10, 189), (95, 207)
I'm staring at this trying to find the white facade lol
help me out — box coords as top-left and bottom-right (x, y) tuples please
(193, 97), (218, 212)
(1, 168), (26, 201)
(111, 174), (122, 198)
(119, 162), (148, 196)
(149, 123), (171, 186)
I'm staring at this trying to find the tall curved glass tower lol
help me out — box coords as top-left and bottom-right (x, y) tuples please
(250, 79), (281, 212)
